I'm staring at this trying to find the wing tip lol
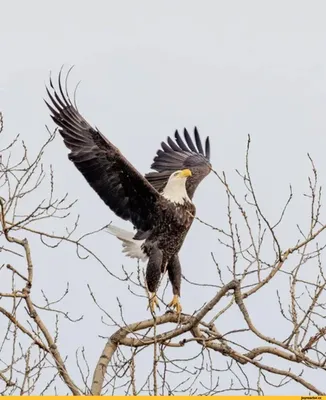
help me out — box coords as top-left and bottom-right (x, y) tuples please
(158, 126), (211, 161)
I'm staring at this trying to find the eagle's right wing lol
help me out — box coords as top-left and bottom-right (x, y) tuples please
(146, 128), (211, 198)
(45, 72), (160, 232)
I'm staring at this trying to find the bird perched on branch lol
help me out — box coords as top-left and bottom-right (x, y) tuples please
(45, 71), (211, 314)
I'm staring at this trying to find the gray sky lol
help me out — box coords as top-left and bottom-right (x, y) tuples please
(1, 0), (326, 394)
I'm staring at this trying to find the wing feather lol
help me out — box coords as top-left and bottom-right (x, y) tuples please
(161, 142), (173, 153)
(194, 127), (204, 155)
(205, 137), (210, 159)
(146, 126), (211, 198)
(183, 128), (197, 152)
(175, 131), (190, 152)
(45, 73), (161, 232)
(167, 137), (181, 152)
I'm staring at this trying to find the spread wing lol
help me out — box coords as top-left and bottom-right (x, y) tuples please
(45, 72), (161, 232)
(145, 128), (211, 198)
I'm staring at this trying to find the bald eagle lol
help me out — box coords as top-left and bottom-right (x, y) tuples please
(45, 73), (211, 313)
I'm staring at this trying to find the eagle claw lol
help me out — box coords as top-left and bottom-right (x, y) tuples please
(167, 295), (182, 314)
(148, 294), (160, 313)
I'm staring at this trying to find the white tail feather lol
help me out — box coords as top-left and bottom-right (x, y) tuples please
(107, 225), (148, 262)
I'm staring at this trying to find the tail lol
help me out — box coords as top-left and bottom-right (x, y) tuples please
(106, 225), (148, 262)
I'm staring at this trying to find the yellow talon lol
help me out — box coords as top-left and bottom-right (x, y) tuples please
(167, 294), (182, 314)
(148, 293), (160, 313)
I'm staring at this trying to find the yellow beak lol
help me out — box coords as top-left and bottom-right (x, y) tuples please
(179, 169), (192, 178)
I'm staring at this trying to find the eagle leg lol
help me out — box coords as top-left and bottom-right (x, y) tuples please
(168, 294), (182, 314)
(167, 255), (182, 313)
(146, 245), (163, 313)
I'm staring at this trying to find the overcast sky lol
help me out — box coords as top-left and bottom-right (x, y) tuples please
(1, 0), (326, 395)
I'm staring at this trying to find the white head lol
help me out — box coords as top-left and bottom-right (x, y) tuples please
(162, 169), (192, 204)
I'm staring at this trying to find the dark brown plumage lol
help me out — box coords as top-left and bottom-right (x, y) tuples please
(45, 71), (211, 313)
